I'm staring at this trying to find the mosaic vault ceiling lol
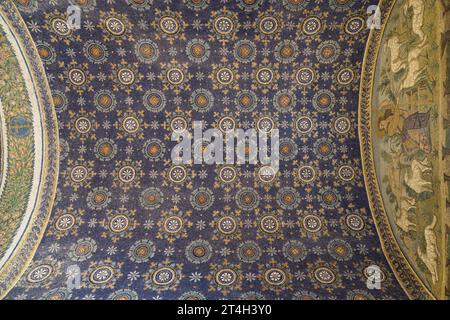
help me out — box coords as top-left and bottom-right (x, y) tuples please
(0, 0), (449, 300)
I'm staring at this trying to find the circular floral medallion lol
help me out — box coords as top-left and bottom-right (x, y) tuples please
(345, 16), (365, 35)
(184, 0), (209, 11)
(255, 67), (274, 85)
(337, 68), (354, 85)
(314, 267), (336, 284)
(282, 0), (308, 11)
(314, 138), (336, 160)
(215, 269), (237, 286)
(105, 16), (126, 36)
(264, 268), (287, 286)
(338, 165), (355, 182)
(257, 116), (275, 133)
(167, 67), (185, 85)
(84, 40), (108, 64)
(334, 117), (352, 135)
(152, 267), (177, 286)
(144, 89), (166, 113)
(26, 264), (53, 284)
(122, 116), (140, 133)
(297, 165), (316, 183)
(52, 91), (68, 113)
(140, 187), (164, 210)
(259, 215), (280, 234)
(235, 188), (260, 211)
(87, 187), (111, 210)
(135, 39), (159, 64)
(237, 241), (262, 263)
(95, 90), (116, 113)
(303, 215), (323, 233)
(190, 89), (214, 113)
(258, 166), (277, 183)
(117, 68), (135, 85)
(163, 216), (184, 235)
(69, 238), (97, 262)
(51, 17), (71, 37)
(186, 240), (213, 264)
(69, 68), (86, 86)
(283, 240), (307, 262)
(275, 40), (298, 63)
(128, 240), (156, 263)
(55, 213), (76, 232)
(313, 90), (335, 113)
(237, 0), (264, 12)
(43, 288), (72, 300)
(346, 214), (365, 231)
(279, 138), (298, 161)
(218, 116), (236, 133)
(218, 216), (238, 235)
(328, 239), (353, 261)
(316, 40), (341, 64)
(296, 67), (315, 86)
(143, 139), (166, 161)
(258, 16), (279, 35)
(216, 67), (234, 85)
(274, 90), (296, 113)
(186, 39), (210, 63)
(95, 138), (117, 161)
(219, 166), (237, 183)
(295, 116), (314, 134)
(179, 291), (206, 300)
(109, 215), (130, 233)
(214, 16), (234, 35)
(159, 16), (180, 35)
(190, 187), (214, 211)
(90, 265), (114, 284)
(170, 116), (188, 133)
(302, 16), (322, 35)
(234, 40), (257, 63)
(277, 187), (300, 210)
(235, 90), (257, 112)
(168, 166), (187, 183)
(36, 41), (56, 64)
(70, 165), (88, 183)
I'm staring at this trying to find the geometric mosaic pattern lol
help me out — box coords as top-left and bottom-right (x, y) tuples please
(2, 0), (434, 300)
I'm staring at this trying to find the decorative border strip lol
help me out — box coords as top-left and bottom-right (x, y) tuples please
(0, 0), (59, 299)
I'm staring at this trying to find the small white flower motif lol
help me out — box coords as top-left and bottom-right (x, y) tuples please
(196, 220), (206, 231)
(245, 272), (257, 282)
(58, 216), (73, 229)
(88, 218), (98, 228)
(107, 246), (117, 255)
(164, 247), (175, 256)
(220, 247), (231, 257)
(127, 271), (140, 281)
(189, 272), (202, 283)
(143, 219), (154, 230)
(27, 21), (41, 33)
(49, 243), (60, 253)
(294, 271), (307, 281)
